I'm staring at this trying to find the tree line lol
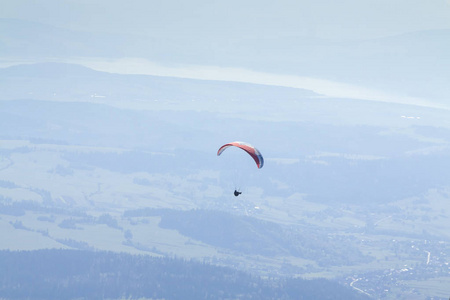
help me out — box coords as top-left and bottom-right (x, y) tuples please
(0, 249), (369, 300)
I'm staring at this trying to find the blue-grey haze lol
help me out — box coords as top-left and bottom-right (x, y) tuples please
(0, 2), (449, 299)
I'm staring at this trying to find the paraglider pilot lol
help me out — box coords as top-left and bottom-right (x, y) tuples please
(234, 190), (242, 197)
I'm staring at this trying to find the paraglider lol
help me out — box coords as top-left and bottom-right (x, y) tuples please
(217, 141), (264, 196)
(217, 141), (264, 169)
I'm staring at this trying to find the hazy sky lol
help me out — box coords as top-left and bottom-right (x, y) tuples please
(2, 0), (450, 40)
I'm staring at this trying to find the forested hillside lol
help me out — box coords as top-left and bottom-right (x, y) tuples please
(0, 249), (369, 300)
(125, 208), (371, 266)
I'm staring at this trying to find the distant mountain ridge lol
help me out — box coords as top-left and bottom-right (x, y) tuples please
(0, 62), (317, 106)
(0, 62), (99, 78)
(2, 18), (449, 71)
(2, 18), (448, 101)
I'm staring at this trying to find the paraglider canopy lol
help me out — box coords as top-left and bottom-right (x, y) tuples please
(217, 141), (264, 169)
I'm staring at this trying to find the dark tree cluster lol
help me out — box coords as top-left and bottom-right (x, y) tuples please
(0, 249), (369, 300)
(126, 208), (371, 266)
